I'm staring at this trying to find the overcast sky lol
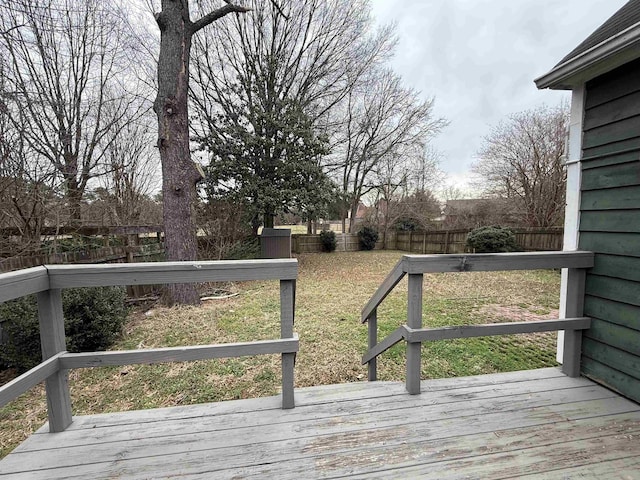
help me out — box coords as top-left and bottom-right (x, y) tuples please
(370, 0), (628, 195)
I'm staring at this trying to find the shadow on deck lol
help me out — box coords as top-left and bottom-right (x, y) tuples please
(2, 368), (640, 479)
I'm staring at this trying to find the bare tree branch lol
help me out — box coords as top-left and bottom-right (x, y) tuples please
(191, 2), (251, 33)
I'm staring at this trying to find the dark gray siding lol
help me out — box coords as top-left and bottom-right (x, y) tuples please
(579, 57), (640, 403)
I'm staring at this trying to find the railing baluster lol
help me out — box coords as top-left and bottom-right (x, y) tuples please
(280, 279), (295, 409)
(406, 273), (423, 394)
(562, 267), (586, 377)
(368, 308), (377, 381)
(37, 289), (72, 432)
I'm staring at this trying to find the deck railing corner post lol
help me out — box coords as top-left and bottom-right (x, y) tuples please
(37, 288), (72, 432)
(561, 267), (587, 378)
(406, 273), (423, 394)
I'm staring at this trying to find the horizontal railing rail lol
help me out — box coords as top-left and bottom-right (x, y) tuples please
(361, 251), (594, 394)
(0, 259), (299, 432)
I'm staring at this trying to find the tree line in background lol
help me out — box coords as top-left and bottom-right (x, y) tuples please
(0, 0), (569, 304)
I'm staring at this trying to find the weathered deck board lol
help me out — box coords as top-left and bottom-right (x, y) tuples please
(1, 368), (639, 479)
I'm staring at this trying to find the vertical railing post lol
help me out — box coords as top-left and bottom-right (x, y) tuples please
(368, 308), (377, 381)
(406, 273), (423, 394)
(562, 267), (586, 377)
(37, 289), (72, 432)
(280, 279), (295, 409)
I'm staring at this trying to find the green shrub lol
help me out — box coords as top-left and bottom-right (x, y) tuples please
(319, 230), (337, 252)
(0, 287), (129, 372)
(466, 226), (519, 253)
(358, 226), (379, 251)
(0, 296), (40, 371)
(224, 237), (261, 260)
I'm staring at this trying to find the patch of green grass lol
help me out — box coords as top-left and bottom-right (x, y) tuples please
(0, 250), (562, 458)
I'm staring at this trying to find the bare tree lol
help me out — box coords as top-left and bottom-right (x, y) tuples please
(0, 57), (60, 254)
(150, 0), (252, 305)
(473, 104), (569, 228)
(0, 0), (145, 225)
(371, 146), (442, 244)
(98, 113), (161, 226)
(329, 68), (447, 232)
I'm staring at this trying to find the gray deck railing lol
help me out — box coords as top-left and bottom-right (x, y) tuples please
(361, 251), (594, 394)
(0, 259), (299, 432)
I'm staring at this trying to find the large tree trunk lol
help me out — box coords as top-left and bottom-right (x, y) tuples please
(154, 0), (200, 305)
(65, 179), (83, 226)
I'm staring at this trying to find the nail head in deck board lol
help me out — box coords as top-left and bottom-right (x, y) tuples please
(46, 259), (298, 288)
(58, 336), (299, 369)
(401, 251), (594, 273)
(0, 266), (49, 303)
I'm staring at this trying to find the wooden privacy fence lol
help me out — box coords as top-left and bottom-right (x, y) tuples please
(383, 229), (564, 253)
(0, 259), (299, 432)
(361, 251), (594, 394)
(0, 244), (165, 273)
(291, 228), (563, 254)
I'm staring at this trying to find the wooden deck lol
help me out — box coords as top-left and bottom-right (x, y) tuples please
(2, 368), (640, 479)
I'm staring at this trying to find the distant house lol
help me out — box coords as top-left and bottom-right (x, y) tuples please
(536, 0), (640, 402)
(442, 198), (522, 229)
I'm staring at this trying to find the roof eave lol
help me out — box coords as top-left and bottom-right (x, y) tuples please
(535, 22), (640, 90)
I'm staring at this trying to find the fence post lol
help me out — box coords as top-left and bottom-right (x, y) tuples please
(368, 308), (378, 381)
(562, 267), (586, 377)
(406, 273), (423, 394)
(280, 279), (296, 409)
(37, 289), (72, 432)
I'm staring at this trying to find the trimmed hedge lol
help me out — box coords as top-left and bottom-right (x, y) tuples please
(466, 226), (518, 253)
(358, 226), (379, 251)
(319, 230), (337, 252)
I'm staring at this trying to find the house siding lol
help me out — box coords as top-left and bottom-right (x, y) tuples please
(579, 57), (640, 403)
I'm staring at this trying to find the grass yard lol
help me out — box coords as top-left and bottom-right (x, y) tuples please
(0, 250), (561, 458)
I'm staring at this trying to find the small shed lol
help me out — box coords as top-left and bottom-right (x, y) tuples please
(536, 0), (640, 402)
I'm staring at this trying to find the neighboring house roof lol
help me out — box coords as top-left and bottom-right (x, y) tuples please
(536, 0), (640, 90)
